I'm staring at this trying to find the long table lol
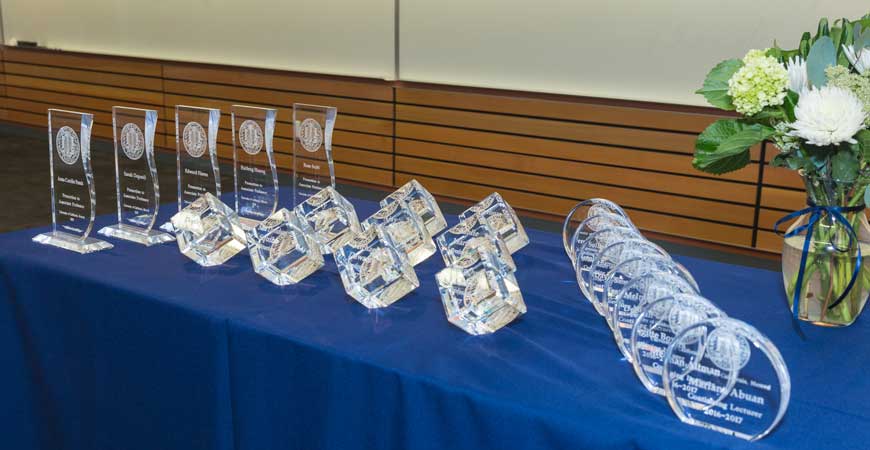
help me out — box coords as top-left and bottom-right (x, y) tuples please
(1, 196), (869, 450)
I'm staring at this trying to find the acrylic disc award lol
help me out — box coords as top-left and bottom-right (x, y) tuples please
(630, 293), (723, 395)
(663, 317), (790, 441)
(567, 211), (635, 265)
(33, 109), (113, 253)
(97, 106), (173, 246)
(573, 226), (642, 302)
(562, 198), (632, 257)
(588, 238), (668, 315)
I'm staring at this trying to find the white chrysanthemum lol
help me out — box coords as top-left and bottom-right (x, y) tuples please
(785, 56), (809, 94)
(788, 86), (867, 146)
(843, 45), (870, 75)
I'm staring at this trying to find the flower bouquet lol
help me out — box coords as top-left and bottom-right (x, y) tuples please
(693, 14), (870, 326)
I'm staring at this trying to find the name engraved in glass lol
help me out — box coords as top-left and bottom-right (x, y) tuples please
(292, 103), (337, 208)
(232, 104), (278, 229)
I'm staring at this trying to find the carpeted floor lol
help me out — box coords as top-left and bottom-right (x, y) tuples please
(0, 122), (778, 270)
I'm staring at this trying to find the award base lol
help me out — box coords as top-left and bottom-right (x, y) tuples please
(98, 224), (175, 246)
(239, 216), (262, 230)
(33, 231), (114, 254)
(158, 221), (175, 234)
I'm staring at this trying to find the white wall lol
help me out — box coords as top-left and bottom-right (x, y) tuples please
(1, 0), (395, 80)
(400, 0), (869, 106)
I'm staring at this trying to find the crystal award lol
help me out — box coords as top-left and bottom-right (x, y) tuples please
(436, 246), (525, 335)
(363, 200), (435, 266)
(567, 211), (636, 265)
(246, 208), (324, 285)
(630, 293), (724, 395)
(232, 104), (278, 229)
(97, 107), (173, 246)
(459, 193), (529, 253)
(335, 225), (420, 309)
(33, 109), (113, 254)
(170, 192), (247, 267)
(293, 186), (362, 255)
(663, 317), (790, 441)
(381, 179), (447, 236)
(573, 227), (643, 302)
(611, 270), (700, 361)
(588, 238), (669, 315)
(436, 214), (516, 272)
(160, 106), (222, 232)
(292, 103), (337, 208)
(562, 198), (632, 257)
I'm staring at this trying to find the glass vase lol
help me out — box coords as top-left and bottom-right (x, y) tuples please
(781, 175), (870, 326)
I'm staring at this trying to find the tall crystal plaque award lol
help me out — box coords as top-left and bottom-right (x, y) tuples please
(232, 105), (278, 229)
(160, 105), (221, 232)
(98, 107), (173, 245)
(33, 109), (113, 253)
(292, 103), (337, 208)
(663, 317), (790, 441)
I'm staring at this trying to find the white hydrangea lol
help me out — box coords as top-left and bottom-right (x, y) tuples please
(727, 49), (789, 115)
(788, 86), (867, 146)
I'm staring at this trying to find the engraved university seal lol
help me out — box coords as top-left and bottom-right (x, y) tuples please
(56, 126), (80, 165)
(298, 118), (323, 152)
(239, 119), (264, 155)
(183, 121), (207, 158)
(120, 123), (145, 161)
(706, 328), (751, 371)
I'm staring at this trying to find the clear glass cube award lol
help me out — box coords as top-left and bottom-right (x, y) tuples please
(363, 200), (435, 266)
(381, 179), (447, 236)
(335, 225), (420, 309)
(573, 226), (643, 301)
(97, 107), (173, 246)
(611, 269), (700, 361)
(170, 192), (246, 267)
(33, 109), (113, 254)
(459, 192), (529, 253)
(630, 293), (724, 395)
(436, 214), (516, 272)
(231, 105), (278, 229)
(663, 317), (790, 441)
(160, 105), (222, 232)
(562, 198), (632, 258)
(292, 103), (337, 208)
(436, 246), (525, 335)
(245, 208), (324, 285)
(588, 238), (669, 315)
(293, 186), (362, 255)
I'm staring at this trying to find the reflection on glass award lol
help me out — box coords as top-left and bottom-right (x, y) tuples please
(246, 208), (324, 285)
(567, 212), (635, 265)
(363, 200), (435, 266)
(562, 198), (632, 258)
(602, 255), (697, 329)
(171, 192), (246, 266)
(573, 226), (642, 301)
(292, 103), (337, 208)
(335, 225), (419, 308)
(381, 179), (447, 236)
(663, 317), (790, 441)
(630, 294), (723, 395)
(589, 238), (668, 315)
(611, 270), (699, 361)
(232, 105), (278, 229)
(97, 107), (173, 246)
(160, 105), (221, 232)
(436, 214), (516, 272)
(459, 192), (528, 253)
(293, 186), (361, 255)
(436, 246), (525, 335)
(33, 109), (113, 253)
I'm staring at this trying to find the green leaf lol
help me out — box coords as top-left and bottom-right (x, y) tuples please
(693, 120), (774, 174)
(816, 18), (830, 40)
(695, 59), (742, 110)
(831, 149), (859, 182)
(806, 36), (836, 87)
(799, 32), (812, 58)
(770, 153), (790, 168)
(782, 91), (799, 122)
(856, 129), (870, 161)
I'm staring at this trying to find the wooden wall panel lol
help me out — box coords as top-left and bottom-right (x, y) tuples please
(756, 143), (805, 252)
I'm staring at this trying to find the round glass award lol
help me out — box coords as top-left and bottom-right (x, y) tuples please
(566, 212), (636, 265)
(663, 317), (790, 441)
(602, 255), (698, 330)
(611, 270), (699, 361)
(630, 293), (723, 395)
(573, 226), (643, 302)
(588, 238), (668, 316)
(562, 199), (632, 257)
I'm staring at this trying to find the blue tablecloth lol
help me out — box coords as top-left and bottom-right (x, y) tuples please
(2, 195), (869, 450)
